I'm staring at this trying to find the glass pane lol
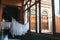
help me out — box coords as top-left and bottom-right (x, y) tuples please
(31, 0), (35, 5)
(30, 5), (36, 32)
(41, 0), (51, 2)
(41, 0), (53, 34)
(37, 3), (39, 33)
(54, 0), (60, 33)
(24, 0), (28, 4)
(24, 11), (29, 24)
(27, 1), (30, 7)
(25, 5), (28, 10)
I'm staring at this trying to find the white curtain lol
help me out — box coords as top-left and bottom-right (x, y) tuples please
(11, 18), (29, 36)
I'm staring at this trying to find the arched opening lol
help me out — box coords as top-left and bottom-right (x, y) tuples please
(41, 10), (48, 30)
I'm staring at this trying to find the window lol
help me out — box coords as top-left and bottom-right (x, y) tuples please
(31, 9), (35, 14)
(25, 5), (28, 10)
(54, 0), (60, 33)
(24, 0), (28, 4)
(37, 3), (39, 33)
(41, 10), (49, 33)
(23, 0), (55, 34)
(23, 0), (60, 38)
(24, 10), (29, 24)
(42, 10), (48, 16)
(23, 0), (53, 34)
(42, 0), (50, 2)
(31, 0), (35, 5)
(27, 1), (30, 7)
(46, 0), (50, 2)
(41, 0), (53, 34)
(30, 5), (36, 32)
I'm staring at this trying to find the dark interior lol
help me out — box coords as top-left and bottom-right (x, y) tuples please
(0, 0), (1, 4)
(3, 6), (20, 22)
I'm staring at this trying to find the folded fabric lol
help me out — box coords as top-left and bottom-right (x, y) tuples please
(11, 18), (29, 36)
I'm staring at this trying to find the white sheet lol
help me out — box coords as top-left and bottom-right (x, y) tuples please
(11, 18), (29, 36)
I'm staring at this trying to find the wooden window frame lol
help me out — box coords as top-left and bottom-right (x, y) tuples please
(23, 0), (59, 37)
